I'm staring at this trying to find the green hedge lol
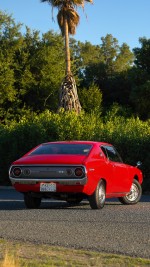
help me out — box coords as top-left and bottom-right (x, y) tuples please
(0, 110), (149, 191)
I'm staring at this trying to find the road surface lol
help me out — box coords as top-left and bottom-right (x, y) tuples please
(0, 188), (149, 258)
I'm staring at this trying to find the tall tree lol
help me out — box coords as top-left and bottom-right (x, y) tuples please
(133, 37), (150, 82)
(0, 11), (66, 121)
(40, 0), (93, 113)
(129, 38), (150, 119)
(81, 34), (134, 106)
(0, 11), (22, 121)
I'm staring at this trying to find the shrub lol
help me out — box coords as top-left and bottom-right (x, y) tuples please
(0, 111), (149, 190)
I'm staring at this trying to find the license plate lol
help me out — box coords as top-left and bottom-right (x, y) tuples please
(40, 182), (56, 192)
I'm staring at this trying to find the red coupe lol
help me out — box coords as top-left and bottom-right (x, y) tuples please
(9, 141), (143, 209)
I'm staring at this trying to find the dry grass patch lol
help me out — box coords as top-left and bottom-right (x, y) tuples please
(0, 239), (150, 267)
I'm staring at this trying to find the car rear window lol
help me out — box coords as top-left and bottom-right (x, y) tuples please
(30, 144), (92, 155)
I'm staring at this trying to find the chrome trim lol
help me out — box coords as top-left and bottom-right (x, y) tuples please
(9, 164), (87, 186)
(9, 177), (87, 185)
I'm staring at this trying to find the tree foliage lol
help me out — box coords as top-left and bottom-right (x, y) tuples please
(0, 10), (150, 119)
(130, 38), (150, 119)
(0, 11), (65, 121)
(78, 83), (102, 114)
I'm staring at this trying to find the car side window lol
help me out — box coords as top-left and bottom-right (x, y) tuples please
(102, 146), (122, 163)
(101, 146), (108, 158)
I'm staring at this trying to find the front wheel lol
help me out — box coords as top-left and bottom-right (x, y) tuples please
(89, 180), (106, 209)
(118, 179), (142, 205)
(24, 193), (41, 209)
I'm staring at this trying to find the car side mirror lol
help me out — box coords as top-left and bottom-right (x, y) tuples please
(136, 161), (142, 168)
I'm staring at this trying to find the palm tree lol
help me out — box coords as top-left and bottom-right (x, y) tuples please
(40, 0), (93, 113)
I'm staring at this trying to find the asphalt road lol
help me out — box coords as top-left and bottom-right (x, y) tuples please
(0, 188), (150, 259)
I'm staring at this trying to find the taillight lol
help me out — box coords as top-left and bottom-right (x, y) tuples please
(66, 169), (73, 176)
(74, 167), (84, 177)
(13, 167), (22, 177)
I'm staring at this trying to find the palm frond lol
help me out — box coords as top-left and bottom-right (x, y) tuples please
(72, 0), (93, 7)
(40, 0), (63, 7)
(57, 7), (79, 36)
(57, 10), (64, 34)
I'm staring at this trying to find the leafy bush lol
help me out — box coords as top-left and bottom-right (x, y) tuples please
(0, 110), (149, 190)
(78, 84), (103, 114)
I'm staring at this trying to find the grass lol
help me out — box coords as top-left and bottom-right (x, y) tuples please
(0, 239), (150, 267)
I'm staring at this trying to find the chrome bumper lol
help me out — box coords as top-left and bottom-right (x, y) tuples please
(9, 176), (87, 185)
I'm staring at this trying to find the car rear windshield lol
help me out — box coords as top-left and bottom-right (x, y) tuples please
(30, 144), (93, 155)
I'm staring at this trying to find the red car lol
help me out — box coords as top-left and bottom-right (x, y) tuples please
(9, 141), (143, 209)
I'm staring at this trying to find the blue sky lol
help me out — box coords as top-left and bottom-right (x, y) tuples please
(0, 0), (149, 50)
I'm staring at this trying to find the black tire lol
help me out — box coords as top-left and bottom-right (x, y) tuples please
(118, 179), (142, 205)
(89, 180), (106, 209)
(24, 193), (41, 209)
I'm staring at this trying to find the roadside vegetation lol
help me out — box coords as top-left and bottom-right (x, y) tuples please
(0, 109), (149, 190)
(0, 239), (150, 267)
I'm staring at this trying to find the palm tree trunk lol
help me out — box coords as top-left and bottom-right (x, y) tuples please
(64, 18), (71, 75)
(59, 16), (81, 113)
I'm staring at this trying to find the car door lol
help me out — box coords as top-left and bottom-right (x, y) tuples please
(101, 145), (130, 194)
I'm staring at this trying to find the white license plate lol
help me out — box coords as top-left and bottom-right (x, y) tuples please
(40, 182), (56, 192)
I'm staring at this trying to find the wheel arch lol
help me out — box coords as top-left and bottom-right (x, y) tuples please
(133, 175), (139, 182)
(99, 178), (107, 189)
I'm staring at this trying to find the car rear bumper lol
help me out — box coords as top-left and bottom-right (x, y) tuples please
(10, 176), (87, 186)
(12, 182), (85, 194)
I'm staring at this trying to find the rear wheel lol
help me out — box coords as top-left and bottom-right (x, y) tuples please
(89, 180), (106, 209)
(24, 193), (41, 209)
(118, 179), (142, 205)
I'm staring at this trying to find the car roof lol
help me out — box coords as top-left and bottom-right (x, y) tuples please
(42, 141), (111, 146)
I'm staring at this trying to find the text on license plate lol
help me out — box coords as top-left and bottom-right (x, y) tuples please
(40, 182), (56, 192)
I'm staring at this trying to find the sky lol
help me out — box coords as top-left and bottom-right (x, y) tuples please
(0, 0), (150, 50)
